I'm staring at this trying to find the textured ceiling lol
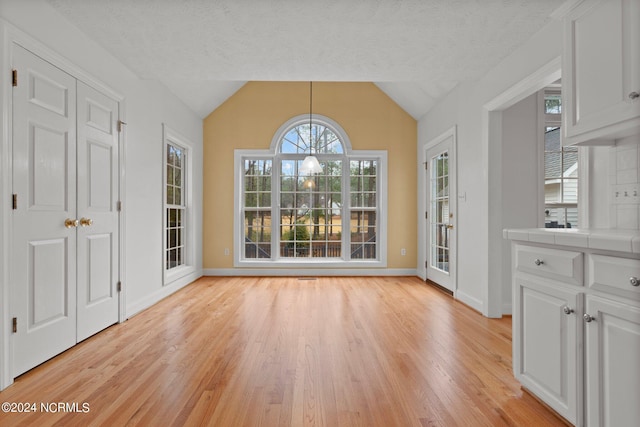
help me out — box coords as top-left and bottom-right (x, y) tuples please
(46, 0), (564, 119)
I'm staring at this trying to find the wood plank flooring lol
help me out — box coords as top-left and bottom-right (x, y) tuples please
(0, 276), (565, 426)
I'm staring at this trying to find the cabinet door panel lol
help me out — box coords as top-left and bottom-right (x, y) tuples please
(585, 296), (640, 427)
(514, 278), (580, 425)
(563, 0), (640, 144)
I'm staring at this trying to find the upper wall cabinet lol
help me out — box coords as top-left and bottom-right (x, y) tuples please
(562, 0), (640, 146)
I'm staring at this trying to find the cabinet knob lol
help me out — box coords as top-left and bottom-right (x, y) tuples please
(534, 259), (544, 266)
(583, 313), (596, 323)
(563, 306), (574, 315)
(629, 91), (640, 100)
(631, 277), (639, 287)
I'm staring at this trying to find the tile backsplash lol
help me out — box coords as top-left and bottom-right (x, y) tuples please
(610, 136), (640, 229)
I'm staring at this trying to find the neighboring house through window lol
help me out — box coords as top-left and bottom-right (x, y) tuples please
(235, 115), (387, 267)
(543, 88), (579, 228)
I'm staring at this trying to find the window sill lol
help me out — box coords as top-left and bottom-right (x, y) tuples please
(234, 259), (387, 269)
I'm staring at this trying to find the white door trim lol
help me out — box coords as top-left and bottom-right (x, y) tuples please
(0, 20), (126, 390)
(419, 126), (457, 295)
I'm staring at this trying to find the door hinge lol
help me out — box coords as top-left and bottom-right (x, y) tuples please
(425, 261), (428, 269)
(117, 281), (122, 292)
(12, 194), (18, 210)
(424, 161), (428, 170)
(12, 69), (17, 87)
(116, 201), (122, 211)
(425, 211), (428, 219)
(12, 317), (17, 333)
(117, 120), (126, 132)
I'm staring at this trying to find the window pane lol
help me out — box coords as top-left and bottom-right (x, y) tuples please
(244, 210), (272, 259)
(545, 151), (561, 179)
(544, 180), (561, 204)
(245, 192), (258, 208)
(167, 185), (174, 205)
(544, 207), (577, 229)
(362, 176), (376, 191)
(364, 192), (376, 207)
(545, 94), (561, 114)
(350, 176), (361, 192)
(545, 127), (561, 151)
(563, 149), (578, 176)
(562, 179), (578, 204)
(174, 167), (182, 188)
(258, 176), (271, 192)
(259, 192), (271, 207)
(167, 165), (174, 185)
(245, 176), (258, 192)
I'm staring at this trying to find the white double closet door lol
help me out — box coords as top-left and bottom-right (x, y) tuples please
(11, 45), (120, 376)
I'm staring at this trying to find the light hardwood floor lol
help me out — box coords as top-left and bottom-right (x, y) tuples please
(0, 276), (565, 426)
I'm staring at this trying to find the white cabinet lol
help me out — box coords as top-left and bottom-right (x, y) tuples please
(584, 293), (640, 426)
(513, 245), (582, 424)
(562, 0), (640, 145)
(511, 240), (640, 426)
(513, 277), (581, 425)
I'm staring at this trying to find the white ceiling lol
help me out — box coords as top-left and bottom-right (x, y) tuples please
(46, 0), (564, 120)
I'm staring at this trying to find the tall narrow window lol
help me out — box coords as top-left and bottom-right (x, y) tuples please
(543, 89), (579, 228)
(243, 159), (272, 258)
(350, 160), (377, 259)
(163, 125), (195, 284)
(235, 114), (387, 266)
(166, 143), (186, 269)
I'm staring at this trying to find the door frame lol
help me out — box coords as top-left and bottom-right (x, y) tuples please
(0, 21), (127, 390)
(482, 58), (561, 317)
(420, 126), (457, 295)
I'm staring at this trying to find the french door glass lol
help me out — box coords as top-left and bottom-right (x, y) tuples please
(430, 151), (450, 273)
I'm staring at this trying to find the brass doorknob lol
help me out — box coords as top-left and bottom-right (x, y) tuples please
(446, 224), (454, 229)
(80, 217), (93, 227)
(64, 218), (79, 228)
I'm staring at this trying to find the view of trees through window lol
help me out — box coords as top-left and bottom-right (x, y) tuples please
(241, 119), (381, 261)
(166, 143), (186, 269)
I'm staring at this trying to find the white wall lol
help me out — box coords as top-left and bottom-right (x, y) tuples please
(417, 19), (562, 316)
(0, 0), (203, 319)
(500, 93), (540, 313)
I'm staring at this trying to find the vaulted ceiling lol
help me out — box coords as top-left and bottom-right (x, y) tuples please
(47, 0), (564, 119)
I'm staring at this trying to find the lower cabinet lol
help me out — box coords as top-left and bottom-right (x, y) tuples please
(514, 278), (580, 425)
(512, 242), (640, 426)
(584, 295), (640, 427)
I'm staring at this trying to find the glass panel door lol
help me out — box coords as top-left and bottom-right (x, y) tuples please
(430, 151), (450, 274)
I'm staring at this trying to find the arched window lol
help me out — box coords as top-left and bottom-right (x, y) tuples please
(235, 114), (387, 267)
(278, 120), (344, 154)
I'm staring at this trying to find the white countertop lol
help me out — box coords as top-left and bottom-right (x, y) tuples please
(503, 228), (640, 254)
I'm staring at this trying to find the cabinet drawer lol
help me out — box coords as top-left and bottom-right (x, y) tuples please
(515, 245), (583, 285)
(588, 254), (640, 301)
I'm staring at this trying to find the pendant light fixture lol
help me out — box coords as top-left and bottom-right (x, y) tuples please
(299, 81), (323, 175)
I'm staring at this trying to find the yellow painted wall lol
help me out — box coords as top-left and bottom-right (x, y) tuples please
(203, 82), (417, 270)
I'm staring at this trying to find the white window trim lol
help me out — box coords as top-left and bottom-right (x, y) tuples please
(163, 124), (196, 284)
(234, 115), (387, 268)
(538, 89), (589, 228)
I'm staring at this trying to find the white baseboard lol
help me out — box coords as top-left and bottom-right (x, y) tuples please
(502, 302), (513, 316)
(455, 289), (484, 314)
(203, 268), (417, 277)
(125, 270), (203, 318)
